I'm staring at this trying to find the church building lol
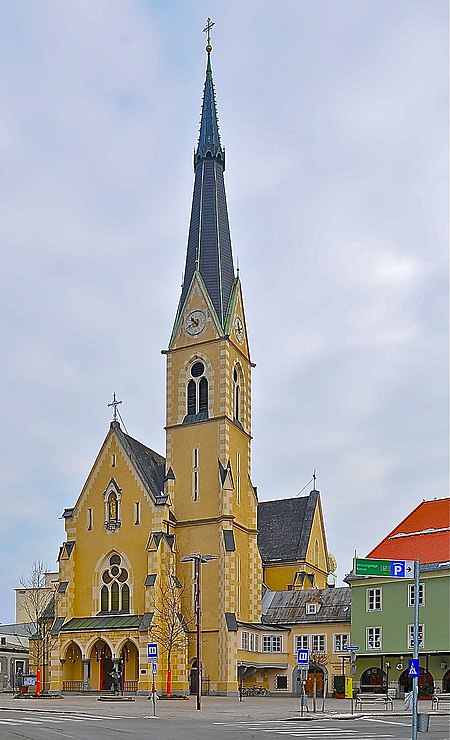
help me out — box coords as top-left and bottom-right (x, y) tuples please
(47, 26), (335, 697)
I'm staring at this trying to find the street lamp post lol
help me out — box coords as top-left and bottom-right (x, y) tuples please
(180, 553), (217, 710)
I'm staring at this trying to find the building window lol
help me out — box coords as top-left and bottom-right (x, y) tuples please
(250, 633), (258, 652)
(192, 448), (199, 501)
(366, 627), (382, 650)
(87, 508), (93, 531)
(236, 556), (241, 616)
(241, 632), (249, 650)
(99, 553), (130, 614)
(236, 452), (241, 503)
(311, 634), (326, 652)
(272, 636), (282, 653)
(134, 502), (140, 525)
(367, 588), (382, 611)
(111, 454), (117, 467)
(333, 634), (349, 653)
(275, 675), (288, 690)
(186, 361), (208, 417)
(306, 603), (317, 614)
(408, 624), (424, 649)
(408, 583), (425, 607)
(263, 636), (282, 653)
(295, 635), (309, 653)
(314, 539), (319, 567)
(233, 366), (241, 422)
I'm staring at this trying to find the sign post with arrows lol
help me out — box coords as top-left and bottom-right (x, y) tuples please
(354, 557), (420, 740)
(354, 558), (414, 578)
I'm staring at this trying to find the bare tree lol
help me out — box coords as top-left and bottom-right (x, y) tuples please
(309, 650), (329, 711)
(18, 561), (59, 695)
(150, 560), (194, 697)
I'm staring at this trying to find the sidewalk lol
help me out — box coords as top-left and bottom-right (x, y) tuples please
(0, 694), (447, 722)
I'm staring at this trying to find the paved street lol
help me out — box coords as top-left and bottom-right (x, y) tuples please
(0, 711), (449, 739)
(0, 695), (447, 739)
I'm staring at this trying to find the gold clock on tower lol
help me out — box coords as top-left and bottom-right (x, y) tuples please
(185, 309), (206, 335)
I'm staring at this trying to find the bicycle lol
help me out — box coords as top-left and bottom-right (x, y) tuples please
(241, 685), (268, 697)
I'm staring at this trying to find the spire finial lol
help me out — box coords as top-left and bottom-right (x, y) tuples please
(313, 468), (317, 490)
(108, 391), (122, 423)
(203, 17), (215, 54)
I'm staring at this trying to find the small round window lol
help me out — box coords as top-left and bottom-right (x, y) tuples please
(191, 362), (205, 377)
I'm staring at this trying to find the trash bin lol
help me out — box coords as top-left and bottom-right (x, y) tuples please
(417, 714), (430, 732)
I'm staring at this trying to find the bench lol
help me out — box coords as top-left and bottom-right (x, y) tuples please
(431, 693), (450, 710)
(355, 693), (394, 711)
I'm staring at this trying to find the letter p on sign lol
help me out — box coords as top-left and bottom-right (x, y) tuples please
(391, 561), (405, 577)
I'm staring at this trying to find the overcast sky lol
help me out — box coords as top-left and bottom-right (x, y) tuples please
(0, 1), (448, 623)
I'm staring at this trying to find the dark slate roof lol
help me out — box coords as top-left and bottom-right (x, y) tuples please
(113, 423), (166, 504)
(257, 491), (319, 563)
(263, 587), (351, 625)
(175, 52), (235, 330)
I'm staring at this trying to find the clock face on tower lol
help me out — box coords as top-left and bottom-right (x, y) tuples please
(185, 309), (206, 336)
(234, 316), (244, 343)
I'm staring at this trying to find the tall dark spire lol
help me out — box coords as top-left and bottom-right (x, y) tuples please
(176, 24), (235, 330)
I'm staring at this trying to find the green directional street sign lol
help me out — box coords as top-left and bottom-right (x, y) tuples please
(354, 558), (414, 578)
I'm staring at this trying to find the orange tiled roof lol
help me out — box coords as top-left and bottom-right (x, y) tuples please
(367, 498), (450, 564)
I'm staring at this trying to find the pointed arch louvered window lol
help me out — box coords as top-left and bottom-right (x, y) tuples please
(187, 380), (196, 415)
(233, 365), (241, 422)
(184, 361), (209, 422)
(199, 377), (208, 413)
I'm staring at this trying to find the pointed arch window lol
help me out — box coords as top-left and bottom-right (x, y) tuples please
(99, 554), (130, 614)
(184, 361), (209, 423)
(233, 366), (242, 423)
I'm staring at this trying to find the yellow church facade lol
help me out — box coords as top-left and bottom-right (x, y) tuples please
(46, 33), (336, 697)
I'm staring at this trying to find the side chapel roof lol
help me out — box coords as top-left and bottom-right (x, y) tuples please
(257, 490), (319, 563)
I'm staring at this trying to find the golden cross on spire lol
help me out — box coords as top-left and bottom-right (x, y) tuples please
(203, 17), (215, 52)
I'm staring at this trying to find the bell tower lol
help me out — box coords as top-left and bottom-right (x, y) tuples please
(164, 22), (262, 694)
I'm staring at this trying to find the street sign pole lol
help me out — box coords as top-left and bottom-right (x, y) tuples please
(412, 558), (420, 740)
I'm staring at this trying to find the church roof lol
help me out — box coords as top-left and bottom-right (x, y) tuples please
(113, 422), (166, 504)
(366, 497), (450, 564)
(257, 490), (319, 563)
(175, 49), (235, 330)
(263, 587), (351, 625)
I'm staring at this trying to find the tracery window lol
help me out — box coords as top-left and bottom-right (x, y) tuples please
(185, 361), (208, 420)
(100, 554), (130, 613)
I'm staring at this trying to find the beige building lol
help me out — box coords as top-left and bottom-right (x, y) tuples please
(30, 36), (338, 696)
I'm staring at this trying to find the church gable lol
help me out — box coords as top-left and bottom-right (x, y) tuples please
(169, 271), (223, 351)
(224, 279), (251, 359)
(64, 422), (167, 533)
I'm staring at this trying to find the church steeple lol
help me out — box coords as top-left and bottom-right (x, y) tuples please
(174, 26), (235, 332)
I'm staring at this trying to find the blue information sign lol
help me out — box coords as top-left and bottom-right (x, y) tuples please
(297, 648), (309, 665)
(152, 662), (158, 675)
(147, 642), (158, 661)
(408, 659), (420, 678)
